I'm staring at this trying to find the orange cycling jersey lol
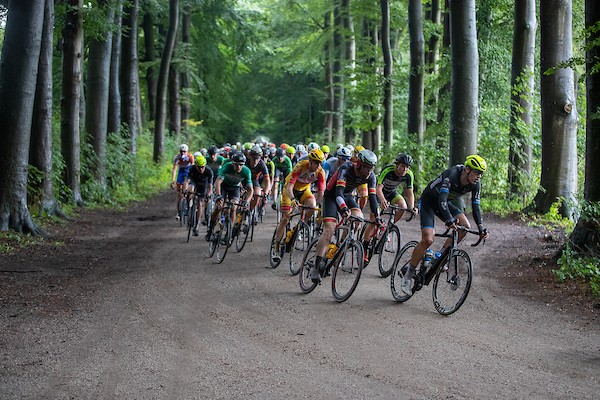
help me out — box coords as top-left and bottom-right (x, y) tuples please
(285, 160), (326, 192)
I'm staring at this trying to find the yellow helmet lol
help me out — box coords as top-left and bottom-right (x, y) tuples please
(195, 155), (207, 167)
(286, 146), (296, 155)
(321, 145), (330, 153)
(464, 155), (487, 172)
(354, 145), (365, 156)
(308, 149), (325, 162)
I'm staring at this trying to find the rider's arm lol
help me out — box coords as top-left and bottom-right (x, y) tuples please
(367, 174), (380, 217)
(171, 156), (179, 185)
(438, 177), (454, 225)
(214, 177), (223, 197)
(471, 182), (483, 228)
(376, 183), (386, 205)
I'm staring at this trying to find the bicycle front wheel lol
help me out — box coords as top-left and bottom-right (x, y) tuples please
(331, 240), (364, 302)
(377, 225), (401, 278)
(187, 202), (197, 243)
(178, 197), (187, 227)
(235, 211), (251, 252)
(432, 249), (473, 315)
(268, 229), (284, 268)
(215, 216), (231, 264)
(390, 241), (418, 302)
(299, 238), (319, 294)
(289, 222), (311, 276)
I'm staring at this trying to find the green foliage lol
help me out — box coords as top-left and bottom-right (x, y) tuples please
(556, 243), (600, 297)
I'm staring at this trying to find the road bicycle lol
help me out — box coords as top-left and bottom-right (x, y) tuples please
(299, 214), (375, 302)
(203, 193), (214, 226)
(390, 226), (485, 315)
(268, 204), (319, 275)
(207, 201), (235, 263)
(360, 205), (414, 278)
(178, 189), (190, 227)
(255, 193), (268, 224)
(233, 204), (252, 252)
(186, 192), (205, 243)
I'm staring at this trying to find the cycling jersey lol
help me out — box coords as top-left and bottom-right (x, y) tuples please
(285, 160), (326, 192)
(323, 161), (379, 220)
(245, 158), (269, 186)
(420, 164), (483, 228)
(206, 154), (224, 180)
(273, 155), (293, 178)
(173, 153), (195, 184)
(187, 166), (213, 196)
(378, 164), (414, 196)
(217, 162), (253, 189)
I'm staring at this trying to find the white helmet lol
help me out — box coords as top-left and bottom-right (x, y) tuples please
(337, 146), (352, 159)
(296, 144), (306, 153)
(179, 144), (189, 152)
(193, 151), (202, 158)
(307, 142), (320, 151)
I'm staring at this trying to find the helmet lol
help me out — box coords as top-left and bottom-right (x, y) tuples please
(337, 146), (352, 160)
(200, 148), (207, 156)
(208, 145), (219, 155)
(357, 149), (377, 166)
(336, 143), (344, 151)
(296, 144), (306, 153)
(464, 155), (487, 172)
(394, 153), (413, 166)
(193, 151), (202, 158)
(286, 146), (296, 155)
(243, 142), (253, 150)
(275, 148), (286, 157)
(280, 143), (288, 150)
(269, 146), (277, 155)
(250, 145), (262, 156)
(307, 142), (320, 151)
(231, 152), (246, 164)
(262, 147), (270, 156)
(179, 143), (188, 152)
(195, 155), (207, 167)
(354, 145), (365, 155)
(321, 145), (330, 153)
(308, 149), (325, 162)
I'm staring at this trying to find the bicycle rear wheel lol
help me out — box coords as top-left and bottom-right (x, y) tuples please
(289, 222), (311, 276)
(390, 241), (418, 302)
(187, 201), (197, 243)
(215, 216), (231, 264)
(432, 249), (473, 315)
(331, 240), (364, 302)
(377, 225), (401, 278)
(299, 238), (319, 294)
(178, 197), (187, 227)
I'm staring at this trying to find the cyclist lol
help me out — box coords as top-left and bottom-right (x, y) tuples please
(286, 146), (298, 166)
(206, 145), (224, 180)
(297, 142), (320, 162)
(206, 152), (254, 241)
(271, 148), (293, 210)
(309, 149), (383, 283)
(400, 155), (490, 295)
(247, 145), (271, 214)
(171, 144), (195, 221)
(272, 149), (326, 261)
(323, 146), (352, 181)
(321, 144), (330, 160)
(186, 155), (213, 235)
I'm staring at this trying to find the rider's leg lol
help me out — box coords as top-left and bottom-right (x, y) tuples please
(393, 196), (407, 224)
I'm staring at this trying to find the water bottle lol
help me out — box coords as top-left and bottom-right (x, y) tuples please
(423, 249), (434, 268)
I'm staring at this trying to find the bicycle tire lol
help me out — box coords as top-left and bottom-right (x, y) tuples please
(235, 210), (251, 252)
(178, 197), (187, 227)
(249, 208), (256, 242)
(432, 249), (473, 315)
(289, 221), (310, 276)
(299, 238), (319, 294)
(268, 229), (284, 268)
(187, 200), (197, 243)
(215, 215), (231, 264)
(377, 224), (401, 278)
(207, 227), (218, 258)
(390, 241), (418, 302)
(331, 240), (364, 302)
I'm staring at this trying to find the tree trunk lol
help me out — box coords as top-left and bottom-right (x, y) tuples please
(380, 0), (393, 146)
(153, 0), (179, 162)
(508, 0), (536, 202)
(86, 0), (114, 192)
(437, 1), (450, 124)
(30, 0), (63, 218)
(61, 0), (84, 206)
(532, 0), (578, 217)
(142, 4), (156, 122)
(568, 0), (600, 253)
(408, 0), (425, 189)
(449, 0), (479, 166)
(168, 40), (181, 136)
(323, 9), (334, 143)
(180, 3), (191, 125)
(121, 0), (139, 155)
(108, 0), (122, 135)
(425, 0), (441, 128)
(0, 0), (45, 234)
(333, 0), (345, 143)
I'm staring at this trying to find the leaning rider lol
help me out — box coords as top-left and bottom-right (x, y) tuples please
(400, 154), (490, 296)
(171, 144), (195, 221)
(272, 149), (326, 261)
(310, 149), (383, 283)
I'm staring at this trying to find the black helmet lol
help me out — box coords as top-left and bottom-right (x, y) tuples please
(394, 153), (413, 166)
(231, 152), (246, 164)
(275, 148), (285, 158)
(207, 145), (219, 156)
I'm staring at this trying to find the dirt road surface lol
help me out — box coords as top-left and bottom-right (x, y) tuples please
(1, 192), (598, 399)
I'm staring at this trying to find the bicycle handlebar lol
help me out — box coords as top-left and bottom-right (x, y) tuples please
(380, 204), (416, 222)
(439, 226), (486, 247)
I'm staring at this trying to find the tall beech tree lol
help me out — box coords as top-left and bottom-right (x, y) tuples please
(30, 0), (63, 217)
(61, 0), (84, 206)
(569, 0), (600, 253)
(153, 0), (179, 162)
(508, 0), (537, 202)
(0, 0), (45, 233)
(380, 0), (393, 146)
(332, 0), (345, 143)
(108, 0), (123, 135)
(121, 0), (140, 154)
(532, 0), (578, 217)
(408, 0), (425, 187)
(141, 1), (157, 122)
(449, 0), (479, 166)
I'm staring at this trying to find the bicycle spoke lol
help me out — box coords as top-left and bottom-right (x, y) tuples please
(299, 239), (319, 294)
(331, 241), (363, 302)
(432, 250), (473, 315)
(378, 225), (401, 278)
(390, 241), (418, 302)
